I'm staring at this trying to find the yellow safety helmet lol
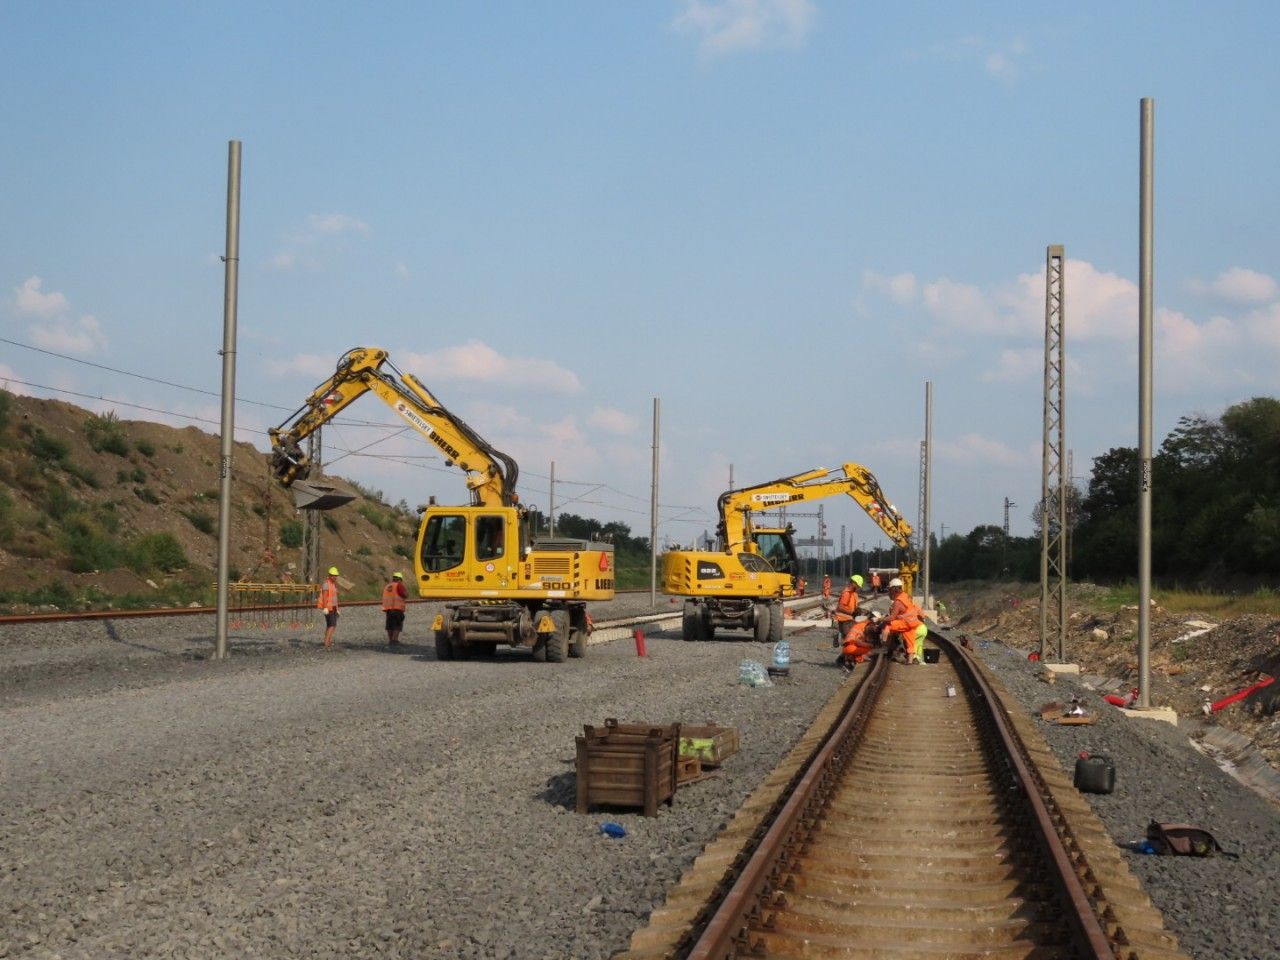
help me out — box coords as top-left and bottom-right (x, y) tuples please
(392, 571), (403, 579)
(328, 566), (340, 576)
(851, 575), (864, 587)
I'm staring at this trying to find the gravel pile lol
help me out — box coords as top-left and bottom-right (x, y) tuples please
(967, 632), (1280, 960)
(0, 599), (845, 959)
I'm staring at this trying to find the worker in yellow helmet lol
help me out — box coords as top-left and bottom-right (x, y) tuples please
(318, 566), (340, 649)
(382, 571), (408, 647)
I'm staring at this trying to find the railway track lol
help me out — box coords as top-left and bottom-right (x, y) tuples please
(615, 626), (1192, 960)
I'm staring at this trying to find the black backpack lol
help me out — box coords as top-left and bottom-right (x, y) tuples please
(1146, 821), (1239, 859)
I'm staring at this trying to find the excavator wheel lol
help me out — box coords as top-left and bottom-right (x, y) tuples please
(767, 601), (784, 644)
(568, 608), (588, 659)
(544, 609), (569, 663)
(434, 627), (455, 661)
(681, 602), (704, 642)
(752, 604), (771, 644)
(531, 636), (548, 662)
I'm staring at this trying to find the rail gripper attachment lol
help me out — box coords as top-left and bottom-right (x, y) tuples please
(291, 480), (357, 511)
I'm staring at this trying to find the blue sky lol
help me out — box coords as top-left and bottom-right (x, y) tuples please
(3, 1), (1278, 554)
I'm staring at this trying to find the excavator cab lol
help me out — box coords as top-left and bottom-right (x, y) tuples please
(417, 507), (520, 585)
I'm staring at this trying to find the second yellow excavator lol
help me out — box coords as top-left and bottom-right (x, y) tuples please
(662, 463), (916, 642)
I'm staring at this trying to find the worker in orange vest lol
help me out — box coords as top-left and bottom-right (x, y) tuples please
(821, 574), (832, 599)
(839, 615), (879, 669)
(884, 577), (923, 664)
(382, 571), (408, 647)
(318, 566), (340, 649)
(833, 575), (864, 645)
(870, 571), (882, 594)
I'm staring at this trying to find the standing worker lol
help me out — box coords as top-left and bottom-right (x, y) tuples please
(884, 577), (923, 664)
(871, 571), (882, 595)
(318, 566), (340, 649)
(833, 575), (864, 645)
(821, 574), (832, 599)
(382, 571), (407, 647)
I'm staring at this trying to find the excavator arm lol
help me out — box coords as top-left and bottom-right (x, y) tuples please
(268, 347), (520, 508)
(717, 463), (915, 556)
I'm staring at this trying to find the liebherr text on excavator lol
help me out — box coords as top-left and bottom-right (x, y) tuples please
(662, 463), (916, 641)
(269, 347), (614, 663)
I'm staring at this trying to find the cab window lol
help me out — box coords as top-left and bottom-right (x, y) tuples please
(421, 514), (467, 572)
(475, 514), (505, 561)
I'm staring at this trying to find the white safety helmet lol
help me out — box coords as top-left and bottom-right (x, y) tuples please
(888, 577), (904, 589)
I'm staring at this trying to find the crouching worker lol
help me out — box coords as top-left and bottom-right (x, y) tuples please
(839, 614), (880, 670)
(832, 574), (864, 647)
(884, 577), (924, 664)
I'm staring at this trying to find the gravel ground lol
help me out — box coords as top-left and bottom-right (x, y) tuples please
(966, 631), (1280, 960)
(0, 596), (847, 959)
(6, 600), (1277, 960)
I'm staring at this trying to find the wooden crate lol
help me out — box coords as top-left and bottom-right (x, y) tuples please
(676, 755), (702, 784)
(677, 724), (740, 768)
(575, 720), (680, 817)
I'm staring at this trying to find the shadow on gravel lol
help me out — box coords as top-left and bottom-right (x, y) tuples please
(537, 768), (578, 810)
(101, 619), (169, 656)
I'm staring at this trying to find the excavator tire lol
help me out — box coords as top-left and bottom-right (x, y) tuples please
(752, 604), (771, 644)
(435, 628), (455, 661)
(767, 601), (784, 644)
(568, 608), (587, 659)
(545, 609), (569, 663)
(682, 602), (704, 642)
(531, 636), (548, 662)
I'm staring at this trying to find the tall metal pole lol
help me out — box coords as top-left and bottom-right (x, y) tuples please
(649, 398), (660, 606)
(922, 381), (932, 608)
(1137, 98), (1155, 707)
(549, 460), (556, 536)
(1040, 245), (1068, 662)
(214, 140), (241, 661)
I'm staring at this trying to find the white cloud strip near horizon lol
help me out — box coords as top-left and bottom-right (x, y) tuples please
(673, 0), (815, 56)
(14, 276), (69, 316)
(12, 276), (107, 355)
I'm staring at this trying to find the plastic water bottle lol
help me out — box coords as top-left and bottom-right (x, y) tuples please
(772, 638), (790, 674)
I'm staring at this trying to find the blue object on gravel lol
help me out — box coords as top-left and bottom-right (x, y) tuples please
(599, 822), (626, 839)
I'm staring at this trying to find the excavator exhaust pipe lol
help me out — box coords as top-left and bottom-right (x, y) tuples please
(291, 480), (357, 511)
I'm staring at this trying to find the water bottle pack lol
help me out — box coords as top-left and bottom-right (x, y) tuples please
(772, 639), (790, 671)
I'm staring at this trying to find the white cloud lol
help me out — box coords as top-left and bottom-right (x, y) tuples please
(393, 262), (410, 279)
(912, 35), (1028, 84)
(402, 341), (583, 393)
(28, 314), (106, 355)
(307, 213), (369, 236)
(863, 269), (918, 305)
(263, 352), (347, 379)
(1190, 267), (1278, 304)
(937, 433), (1032, 468)
(1242, 302), (1280, 348)
(14, 276), (70, 316)
(921, 277), (1007, 333)
(588, 406), (636, 434)
(0, 362), (32, 395)
(271, 213), (370, 271)
(674, 0), (815, 57)
(980, 347), (1041, 383)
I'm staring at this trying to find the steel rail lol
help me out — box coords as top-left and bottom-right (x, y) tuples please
(683, 628), (1117, 960)
(687, 651), (891, 959)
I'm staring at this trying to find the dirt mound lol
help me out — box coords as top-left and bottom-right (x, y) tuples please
(942, 581), (1280, 768)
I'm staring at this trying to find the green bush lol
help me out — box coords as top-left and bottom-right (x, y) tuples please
(116, 469), (130, 484)
(85, 413), (130, 456)
(181, 510), (215, 535)
(131, 467), (146, 483)
(393, 543), (412, 559)
(134, 486), (161, 505)
(323, 516), (339, 533)
(356, 545), (373, 557)
(30, 430), (69, 463)
(128, 533), (188, 573)
(0, 390), (11, 431)
(280, 520), (304, 548)
(43, 482), (77, 521)
(63, 461), (100, 488)
(135, 438), (156, 457)
(62, 522), (125, 573)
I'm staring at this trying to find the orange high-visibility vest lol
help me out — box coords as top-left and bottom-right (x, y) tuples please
(382, 581), (406, 612)
(822, 575), (832, 598)
(317, 580), (338, 611)
(885, 593), (921, 634)
(834, 585), (860, 622)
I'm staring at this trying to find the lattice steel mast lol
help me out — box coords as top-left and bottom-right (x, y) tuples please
(1039, 245), (1068, 661)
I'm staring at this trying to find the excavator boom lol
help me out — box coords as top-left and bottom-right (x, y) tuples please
(268, 347), (519, 509)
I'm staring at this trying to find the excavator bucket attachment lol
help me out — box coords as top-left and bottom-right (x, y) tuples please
(291, 480), (357, 511)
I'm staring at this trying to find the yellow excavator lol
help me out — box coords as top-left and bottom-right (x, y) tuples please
(269, 347), (614, 663)
(662, 463), (916, 642)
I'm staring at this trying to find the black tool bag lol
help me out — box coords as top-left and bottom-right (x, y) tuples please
(1073, 754), (1115, 794)
(1146, 821), (1239, 859)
